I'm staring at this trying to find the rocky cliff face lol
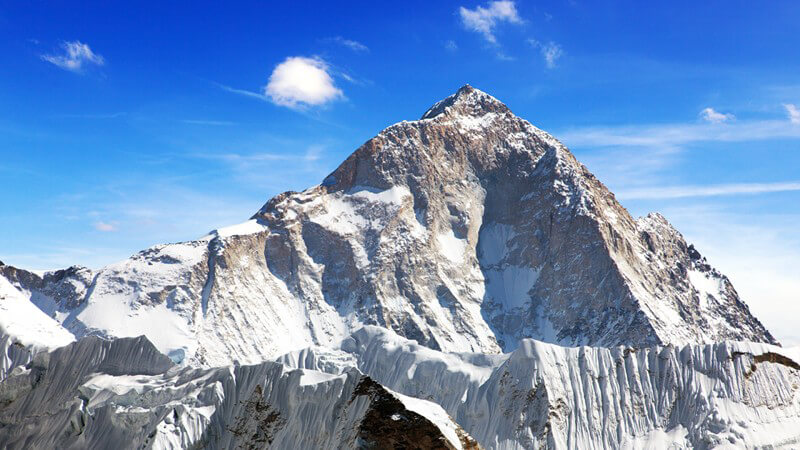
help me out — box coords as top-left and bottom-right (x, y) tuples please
(0, 85), (775, 369)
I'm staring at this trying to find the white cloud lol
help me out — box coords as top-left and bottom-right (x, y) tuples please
(264, 57), (343, 109)
(459, 1), (522, 44)
(617, 181), (800, 200)
(529, 39), (563, 68)
(785, 103), (800, 124)
(445, 40), (458, 51)
(94, 221), (117, 232)
(328, 36), (368, 52)
(700, 107), (734, 123)
(41, 41), (104, 72)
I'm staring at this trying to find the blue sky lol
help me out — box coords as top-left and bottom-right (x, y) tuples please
(1, 1), (799, 343)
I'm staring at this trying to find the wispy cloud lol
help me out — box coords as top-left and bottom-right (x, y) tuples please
(617, 181), (800, 200)
(4, 134), (340, 271)
(444, 40), (458, 52)
(25, 183), (268, 269)
(327, 63), (372, 87)
(561, 111), (800, 216)
(189, 145), (329, 190)
(217, 83), (270, 102)
(576, 146), (680, 190)
(93, 221), (117, 232)
(180, 119), (237, 126)
(195, 152), (295, 163)
(459, 1), (522, 44)
(326, 36), (369, 52)
(785, 103), (800, 124)
(56, 112), (127, 119)
(559, 119), (800, 150)
(700, 107), (735, 123)
(216, 80), (351, 130)
(528, 39), (563, 68)
(41, 41), (104, 72)
(194, 146), (324, 165)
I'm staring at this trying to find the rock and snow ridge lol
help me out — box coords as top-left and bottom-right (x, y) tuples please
(1, 85), (795, 449)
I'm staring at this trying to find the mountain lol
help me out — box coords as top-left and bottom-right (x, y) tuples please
(0, 85), (775, 367)
(1, 85), (794, 449)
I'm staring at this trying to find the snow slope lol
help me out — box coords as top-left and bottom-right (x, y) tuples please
(0, 276), (74, 379)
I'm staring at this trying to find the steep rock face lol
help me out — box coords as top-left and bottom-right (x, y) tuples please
(0, 334), (475, 449)
(0, 85), (775, 367)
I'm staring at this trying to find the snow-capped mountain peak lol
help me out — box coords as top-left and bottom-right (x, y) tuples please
(1, 85), (794, 450)
(1, 86), (776, 369)
(420, 84), (509, 120)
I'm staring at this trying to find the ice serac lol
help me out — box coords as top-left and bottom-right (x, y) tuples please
(0, 334), (475, 449)
(283, 326), (800, 449)
(0, 85), (775, 368)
